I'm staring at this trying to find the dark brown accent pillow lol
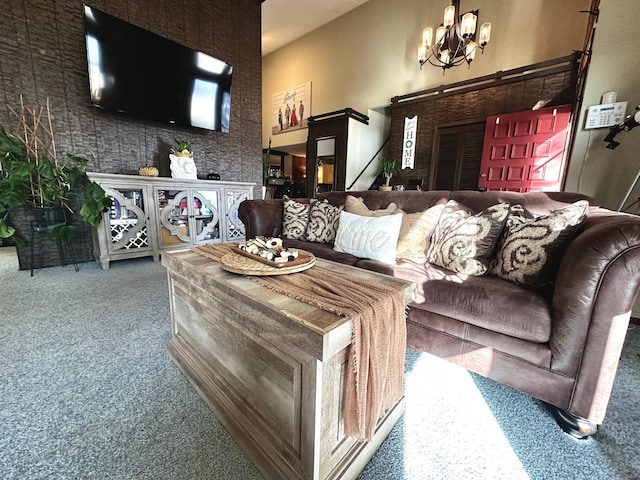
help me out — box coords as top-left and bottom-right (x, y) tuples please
(489, 200), (589, 291)
(305, 199), (343, 243)
(426, 200), (510, 276)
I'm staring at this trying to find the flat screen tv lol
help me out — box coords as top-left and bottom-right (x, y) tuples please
(83, 5), (233, 132)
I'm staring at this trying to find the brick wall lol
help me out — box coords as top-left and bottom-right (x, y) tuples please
(0, 0), (262, 268)
(389, 69), (578, 187)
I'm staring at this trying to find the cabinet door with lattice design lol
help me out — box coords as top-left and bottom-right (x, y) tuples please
(105, 187), (153, 254)
(192, 189), (222, 244)
(224, 188), (251, 241)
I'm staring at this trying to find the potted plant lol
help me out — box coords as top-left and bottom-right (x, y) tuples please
(374, 158), (401, 191)
(0, 126), (112, 244)
(171, 138), (192, 157)
(169, 138), (198, 179)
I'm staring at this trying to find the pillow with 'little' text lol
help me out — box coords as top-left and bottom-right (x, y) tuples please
(333, 211), (403, 264)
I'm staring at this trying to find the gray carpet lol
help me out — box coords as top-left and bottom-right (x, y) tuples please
(0, 246), (638, 480)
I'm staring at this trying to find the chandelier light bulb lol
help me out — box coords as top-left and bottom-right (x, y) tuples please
(440, 49), (450, 65)
(479, 23), (491, 46)
(461, 13), (477, 37)
(422, 27), (434, 48)
(435, 26), (446, 45)
(418, 43), (428, 63)
(465, 41), (476, 61)
(443, 5), (456, 28)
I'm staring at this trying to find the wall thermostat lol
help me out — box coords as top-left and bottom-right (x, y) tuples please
(585, 101), (628, 129)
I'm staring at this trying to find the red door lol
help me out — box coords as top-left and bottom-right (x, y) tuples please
(478, 105), (572, 192)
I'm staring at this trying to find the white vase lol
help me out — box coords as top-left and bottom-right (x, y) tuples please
(169, 153), (197, 179)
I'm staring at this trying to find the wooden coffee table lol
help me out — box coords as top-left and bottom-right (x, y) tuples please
(162, 249), (415, 480)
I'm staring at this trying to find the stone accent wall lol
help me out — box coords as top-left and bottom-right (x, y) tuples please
(0, 0), (262, 269)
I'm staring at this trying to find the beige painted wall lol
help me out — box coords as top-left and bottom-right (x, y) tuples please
(263, 0), (591, 151)
(565, 0), (640, 211)
(562, 0), (640, 317)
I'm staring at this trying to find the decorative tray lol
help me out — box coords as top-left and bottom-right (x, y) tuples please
(230, 245), (314, 269)
(220, 248), (315, 276)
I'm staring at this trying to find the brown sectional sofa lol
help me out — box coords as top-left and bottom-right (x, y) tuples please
(238, 190), (640, 437)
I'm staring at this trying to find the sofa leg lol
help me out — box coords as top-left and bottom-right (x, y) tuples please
(546, 405), (598, 438)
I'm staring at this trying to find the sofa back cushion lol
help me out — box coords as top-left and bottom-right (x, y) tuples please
(318, 190), (595, 215)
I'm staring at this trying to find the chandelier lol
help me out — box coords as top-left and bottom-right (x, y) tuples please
(418, 0), (491, 71)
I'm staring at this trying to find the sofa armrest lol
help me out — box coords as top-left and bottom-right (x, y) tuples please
(550, 210), (640, 420)
(238, 199), (285, 238)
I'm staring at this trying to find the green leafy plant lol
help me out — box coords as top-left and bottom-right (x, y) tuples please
(172, 138), (192, 155)
(373, 158), (401, 187)
(262, 137), (272, 186)
(0, 126), (111, 243)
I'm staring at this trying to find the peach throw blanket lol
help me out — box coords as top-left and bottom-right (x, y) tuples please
(192, 243), (407, 441)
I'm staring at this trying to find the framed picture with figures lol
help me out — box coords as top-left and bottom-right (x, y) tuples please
(271, 82), (311, 135)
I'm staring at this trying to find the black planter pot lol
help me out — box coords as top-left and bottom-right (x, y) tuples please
(33, 206), (67, 228)
(10, 205), (94, 271)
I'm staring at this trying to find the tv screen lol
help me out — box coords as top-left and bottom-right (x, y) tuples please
(83, 5), (232, 132)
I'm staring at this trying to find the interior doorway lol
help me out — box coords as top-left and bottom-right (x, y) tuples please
(430, 122), (485, 191)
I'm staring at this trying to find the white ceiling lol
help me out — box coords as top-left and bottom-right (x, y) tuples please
(261, 0), (371, 56)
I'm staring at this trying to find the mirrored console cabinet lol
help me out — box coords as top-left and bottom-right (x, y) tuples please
(88, 173), (254, 269)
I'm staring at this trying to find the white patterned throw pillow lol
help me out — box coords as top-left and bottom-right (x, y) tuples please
(334, 211), (403, 264)
(426, 200), (510, 276)
(282, 196), (310, 240)
(489, 200), (589, 291)
(305, 199), (343, 243)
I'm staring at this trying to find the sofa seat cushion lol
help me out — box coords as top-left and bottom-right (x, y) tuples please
(406, 309), (553, 368)
(391, 260), (552, 343)
(282, 238), (361, 265)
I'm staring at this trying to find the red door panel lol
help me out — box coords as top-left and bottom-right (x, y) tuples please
(494, 123), (510, 138)
(478, 105), (571, 192)
(513, 119), (534, 136)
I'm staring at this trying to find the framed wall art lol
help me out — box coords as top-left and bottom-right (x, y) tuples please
(271, 82), (311, 135)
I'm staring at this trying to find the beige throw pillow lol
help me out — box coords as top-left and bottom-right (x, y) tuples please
(344, 195), (399, 217)
(395, 204), (446, 264)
